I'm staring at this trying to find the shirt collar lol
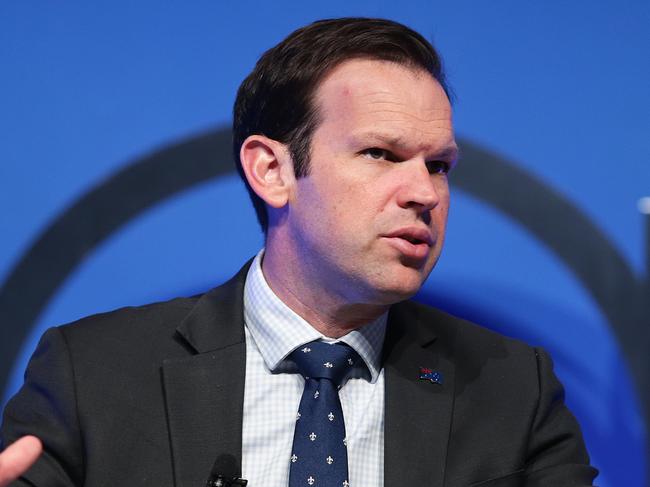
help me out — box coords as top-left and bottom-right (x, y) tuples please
(243, 250), (386, 383)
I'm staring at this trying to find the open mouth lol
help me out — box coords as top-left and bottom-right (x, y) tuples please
(401, 235), (427, 245)
(383, 228), (433, 261)
(386, 228), (433, 247)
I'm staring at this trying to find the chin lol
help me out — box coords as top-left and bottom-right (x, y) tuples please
(370, 271), (427, 305)
(383, 257), (439, 300)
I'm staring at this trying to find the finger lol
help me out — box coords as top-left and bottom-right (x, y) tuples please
(0, 436), (43, 486)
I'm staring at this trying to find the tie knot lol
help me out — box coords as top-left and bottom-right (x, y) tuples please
(289, 341), (361, 386)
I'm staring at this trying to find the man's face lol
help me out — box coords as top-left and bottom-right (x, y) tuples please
(282, 58), (457, 306)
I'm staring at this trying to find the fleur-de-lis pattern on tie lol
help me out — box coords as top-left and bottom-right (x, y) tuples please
(288, 341), (361, 487)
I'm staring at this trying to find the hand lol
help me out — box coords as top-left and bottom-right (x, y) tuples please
(0, 436), (42, 486)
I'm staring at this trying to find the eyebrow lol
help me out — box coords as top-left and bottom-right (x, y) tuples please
(356, 131), (459, 161)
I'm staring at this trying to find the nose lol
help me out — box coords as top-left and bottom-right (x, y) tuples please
(395, 159), (443, 213)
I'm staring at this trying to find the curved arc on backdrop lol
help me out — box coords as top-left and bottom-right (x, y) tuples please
(0, 128), (233, 394)
(0, 127), (646, 456)
(451, 141), (648, 426)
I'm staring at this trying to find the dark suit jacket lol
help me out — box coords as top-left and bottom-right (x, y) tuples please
(1, 263), (597, 486)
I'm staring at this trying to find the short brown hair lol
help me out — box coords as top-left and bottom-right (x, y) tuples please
(233, 17), (450, 232)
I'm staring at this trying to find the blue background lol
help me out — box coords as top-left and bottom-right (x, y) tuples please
(1, 2), (649, 485)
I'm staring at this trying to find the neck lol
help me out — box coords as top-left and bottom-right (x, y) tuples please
(261, 248), (388, 339)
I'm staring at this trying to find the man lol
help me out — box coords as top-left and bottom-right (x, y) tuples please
(1, 18), (596, 486)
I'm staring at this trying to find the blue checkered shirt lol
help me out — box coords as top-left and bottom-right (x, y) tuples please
(241, 250), (386, 487)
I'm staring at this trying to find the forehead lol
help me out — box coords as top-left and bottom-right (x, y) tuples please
(313, 59), (454, 150)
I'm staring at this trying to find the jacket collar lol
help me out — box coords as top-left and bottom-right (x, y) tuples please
(175, 261), (252, 353)
(165, 261), (456, 487)
(383, 301), (456, 487)
(162, 261), (251, 487)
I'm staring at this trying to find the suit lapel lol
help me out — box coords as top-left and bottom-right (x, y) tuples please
(162, 263), (251, 487)
(384, 302), (456, 487)
(160, 262), (457, 486)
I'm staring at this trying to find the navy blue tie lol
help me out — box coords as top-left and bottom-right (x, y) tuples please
(288, 341), (360, 487)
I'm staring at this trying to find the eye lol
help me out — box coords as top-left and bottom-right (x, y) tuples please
(362, 148), (395, 161)
(426, 160), (451, 175)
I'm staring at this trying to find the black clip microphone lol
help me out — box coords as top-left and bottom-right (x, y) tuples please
(205, 454), (248, 487)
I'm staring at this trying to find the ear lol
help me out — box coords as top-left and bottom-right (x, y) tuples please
(239, 135), (295, 209)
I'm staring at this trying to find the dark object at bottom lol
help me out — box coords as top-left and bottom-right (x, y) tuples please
(206, 475), (248, 486)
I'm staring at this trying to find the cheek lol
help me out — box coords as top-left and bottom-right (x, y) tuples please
(306, 185), (359, 235)
(440, 190), (451, 213)
(333, 179), (378, 215)
(436, 199), (450, 229)
(436, 182), (451, 213)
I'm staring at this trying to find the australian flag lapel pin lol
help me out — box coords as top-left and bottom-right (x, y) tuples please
(419, 367), (443, 385)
